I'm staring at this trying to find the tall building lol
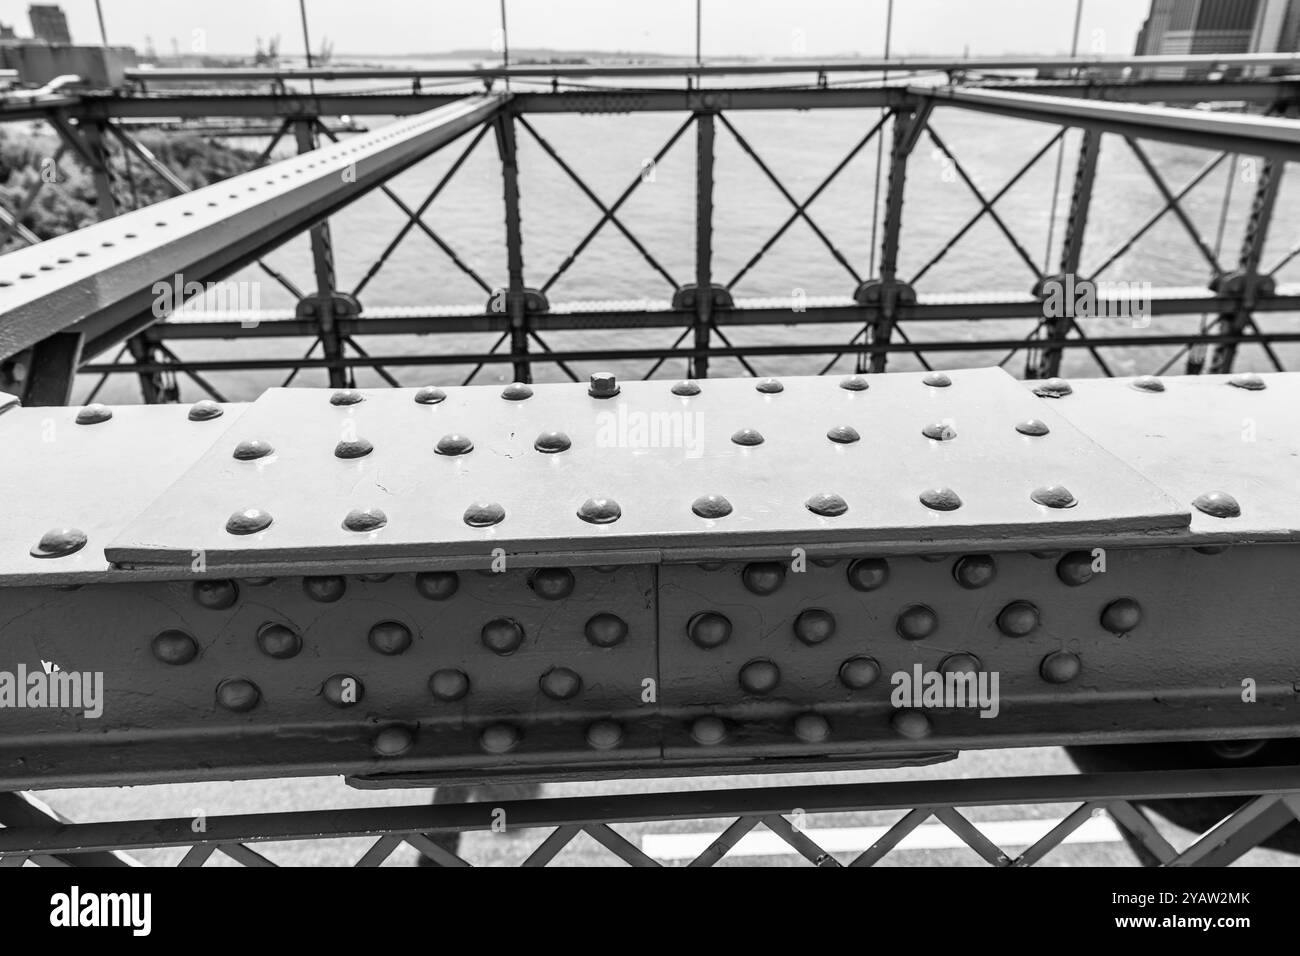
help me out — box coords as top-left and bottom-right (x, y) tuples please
(28, 4), (70, 45)
(1133, 0), (1300, 54)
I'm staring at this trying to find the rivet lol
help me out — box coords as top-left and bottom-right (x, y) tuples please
(920, 487), (962, 511)
(529, 567), (575, 600)
(687, 611), (732, 649)
(415, 571), (459, 600)
(1196, 545), (1229, 555)
(482, 618), (525, 655)
(152, 630), (198, 665)
(921, 422), (956, 441)
(692, 494), (733, 519)
(892, 710), (931, 739)
(940, 652), (981, 675)
(358, 573), (393, 582)
(738, 658), (781, 695)
(29, 527), (87, 559)
(920, 553), (948, 563)
(577, 497), (621, 524)
(1056, 551), (1095, 586)
(75, 403), (112, 425)
(806, 492), (848, 517)
(586, 720), (624, 750)
(811, 556), (840, 567)
(429, 668), (470, 702)
(585, 613), (628, 647)
(216, 678), (260, 712)
(464, 502), (505, 527)
(535, 431), (571, 453)
(1131, 375), (1165, 393)
(1033, 377), (1073, 398)
(303, 575), (346, 602)
(414, 386), (446, 404)
(1192, 491), (1241, 518)
(1031, 485), (1077, 509)
(193, 579), (239, 610)
(690, 716), (728, 746)
(846, 557), (889, 591)
(501, 382), (533, 401)
(588, 372), (619, 398)
(435, 433), (473, 456)
(372, 725), (413, 757)
(540, 666), (583, 700)
(794, 713), (830, 744)
(368, 620), (413, 655)
(731, 427), (764, 446)
(255, 622), (301, 659)
(321, 673), (363, 706)
(997, 601), (1040, 637)
(742, 562), (785, 595)
(226, 508), (273, 535)
(480, 723), (521, 754)
(335, 438), (374, 459)
(672, 379), (701, 396)
(343, 507), (387, 532)
(1229, 373), (1265, 391)
(330, 389), (363, 406)
(794, 608), (836, 645)
(1016, 419), (1049, 436)
(233, 439), (273, 460)
(827, 425), (860, 444)
(756, 377), (783, 393)
(188, 399), (223, 421)
(839, 375), (869, 391)
(923, 372), (951, 387)
(1040, 651), (1081, 684)
(839, 656), (880, 689)
(1101, 598), (1142, 634)
(896, 605), (938, 640)
(243, 577), (274, 586)
(952, 555), (996, 589)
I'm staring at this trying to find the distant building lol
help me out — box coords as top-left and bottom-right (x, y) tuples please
(28, 4), (70, 45)
(1135, 0), (1300, 75)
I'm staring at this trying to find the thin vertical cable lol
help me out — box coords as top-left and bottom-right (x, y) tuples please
(1043, 0), (1085, 271)
(867, 0), (894, 278)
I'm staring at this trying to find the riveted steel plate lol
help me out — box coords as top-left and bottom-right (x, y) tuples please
(0, 401), (248, 585)
(106, 369), (1186, 571)
(1036, 373), (1300, 541)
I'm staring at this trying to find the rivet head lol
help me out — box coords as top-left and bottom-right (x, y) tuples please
(1016, 419), (1049, 436)
(343, 507), (387, 532)
(892, 710), (932, 740)
(1040, 651), (1081, 684)
(953, 554), (996, 589)
(233, 439), (273, 460)
(193, 579), (239, 610)
(827, 425), (860, 444)
(940, 652), (981, 675)
(368, 620), (413, 655)
(997, 601), (1040, 637)
(414, 386), (446, 404)
(588, 372), (619, 398)
(257, 622), (301, 659)
(585, 613), (628, 647)
(1101, 598), (1142, 634)
(415, 571), (459, 600)
(303, 575), (346, 602)
(839, 375), (870, 391)
(480, 723), (521, 754)
(540, 666), (583, 700)
(482, 618), (525, 655)
(672, 380), (701, 396)
(464, 501), (505, 527)
(216, 678), (260, 712)
(335, 438), (374, 459)
(75, 403), (112, 425)
(794, 713), (830, 744)
(731, 427), (764, 446)
(586, 720), (624, 750)
(429, 668), (470, 702)
(756, 377), (783, 394)
(923, 372), (951, 387)
(690, 716), (728, 746)
(535, 430), (571, 453)
(1031, 485), (1077, 509)
(687, 611), (732, 649)
(692, 494), (733, 519)
(846, 557), (889, 591)
(1056, 551), (1095, 586)
(1192, 491), (1241, 518)
(742, 562), (786, 595)
(794, 608), (836, 645)
(188, 399), (223, 421)
(921, 422), (956, 441)
(896, 604), (938, 640)
(321, 673), (363, 707)
(1131, 375), (1165, 393)
(152, 630), (198, 665)
(246, 576), (275, 586)
(806, 492), (848, 517)
(839, 656), (880, 689)
(226, 508), (273, 535)
(1229, 373), (1265, 391)
(577, 497), (621, 524)
(330, 389), (363, 406)
(30, 527), (87, 559)
(738, 658), (781, 695)
(435, 433), (473, 456)
(1033, 377), (1073, 398)
(920, 487), (962, 511)
(372, 725), (413, 757)
(501, 382), (533, 401)
(530, 567), (575, 600)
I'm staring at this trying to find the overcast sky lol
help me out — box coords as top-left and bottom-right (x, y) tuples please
(0, 1), (1150, 58)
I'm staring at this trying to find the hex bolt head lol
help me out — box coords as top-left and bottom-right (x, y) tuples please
(588, 372), (619, 398)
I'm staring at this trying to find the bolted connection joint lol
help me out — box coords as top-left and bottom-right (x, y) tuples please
(853, 278), (917, 308)
(671, 283), (733, 311)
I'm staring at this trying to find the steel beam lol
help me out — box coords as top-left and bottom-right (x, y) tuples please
(494, 109), (530, 383)
(692, 111), (715, 379)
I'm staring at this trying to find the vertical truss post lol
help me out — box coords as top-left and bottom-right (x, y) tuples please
(693, 111), (716, 380)
(294, 119), (349, 389)
(1029, 127), (1100, 380)
(495, 109), (531, 383)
